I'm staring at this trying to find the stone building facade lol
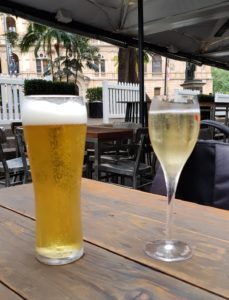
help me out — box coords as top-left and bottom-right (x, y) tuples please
(0, 15), (213, 98)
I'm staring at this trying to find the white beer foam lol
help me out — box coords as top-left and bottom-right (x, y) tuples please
(22, 96), (87, 125)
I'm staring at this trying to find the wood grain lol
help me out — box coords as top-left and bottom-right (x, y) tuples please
(0, 283), (23, 300)
(0, 207), (224, 300)
(1, 182), (228, 239)
(87, 126), (133, 140)
(0, 181), (228, 298)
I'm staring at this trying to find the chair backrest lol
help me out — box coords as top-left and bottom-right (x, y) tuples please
(0, 127), (7, 144)
(135, 127), (155, 168)
(133, 127), (154, 174)
(113, 122), (142, 154)
(150, 120), (229, 210)
(0, 127), (10, 176)
(11, 122), (23, 134)
(15, 127), (30, 182)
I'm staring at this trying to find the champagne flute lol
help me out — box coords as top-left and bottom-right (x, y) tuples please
(145, 95), (200, 262)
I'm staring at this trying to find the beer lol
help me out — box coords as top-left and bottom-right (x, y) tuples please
(148, 110), (200, 179)
(22, 96), (87, 265)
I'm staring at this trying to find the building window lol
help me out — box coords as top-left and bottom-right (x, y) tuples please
(94, 58), (106, 75)
(154, 87), (161, 96)
(36, 59), (42, 73)
(0, 59), (2, 73)
(36, 59), (49, 74)
(152, 55), (162, 73)
(94, 59), (99, 74)
(43, 59), (49, 73)
(6, 16), (16, 32)
(100, 59), (105, 73)
(8, 53), (19, 74)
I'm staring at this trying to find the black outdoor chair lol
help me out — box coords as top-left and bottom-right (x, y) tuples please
(150, 120), (229, 210)
(85, 122), (141, 179)
(11, 121), (23, 157)
(99, 127), (155, 189)
(15, 127), (31, 183)
(0, 127), (29, 187)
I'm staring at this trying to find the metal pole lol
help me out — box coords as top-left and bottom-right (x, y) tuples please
(164, 57), (168, 95)
(3, 14), (10, 74)
(138, 0), (144, 127)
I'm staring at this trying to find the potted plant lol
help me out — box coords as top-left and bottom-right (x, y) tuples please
(86, 87), (103, 118)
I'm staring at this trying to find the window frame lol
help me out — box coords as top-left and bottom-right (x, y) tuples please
(152, 55), (162, 73)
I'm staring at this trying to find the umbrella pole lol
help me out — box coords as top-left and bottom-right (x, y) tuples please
(164, 57), (168, 95)
(138, 0), (145, 127)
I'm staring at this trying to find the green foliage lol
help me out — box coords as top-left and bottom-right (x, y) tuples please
(20, 23), (100, 82)
(24, 79), (77, 95)
(86, 87), (102, 102)
(5, 31), (19, 47)
(19, 23), (47, 53)
(212, 68), (229, 94)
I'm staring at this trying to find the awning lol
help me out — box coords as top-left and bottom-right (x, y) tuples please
(1, 0), (229, 70)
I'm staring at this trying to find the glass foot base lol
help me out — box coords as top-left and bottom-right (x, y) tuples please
(144, 240), (192, 262)
(36, 247), (84, 265)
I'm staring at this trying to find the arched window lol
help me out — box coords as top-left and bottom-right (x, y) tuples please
(94, 55), (105, 75)
(152, 55), (162, 73)
(36, 59), (49, 74)
(9, 53), (19, 74)
(6, 16), (16, 32)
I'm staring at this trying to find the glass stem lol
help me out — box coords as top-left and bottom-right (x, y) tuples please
(165, 177), (177, 241)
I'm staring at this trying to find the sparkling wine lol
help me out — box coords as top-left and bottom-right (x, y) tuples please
(149, 110), (200, 179)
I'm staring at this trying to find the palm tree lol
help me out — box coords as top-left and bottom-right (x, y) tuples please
(64, 35), (99, 84)
(20, 23), (100, 82)
(19, 23), (46, 52)
(20, 24), (61, 79)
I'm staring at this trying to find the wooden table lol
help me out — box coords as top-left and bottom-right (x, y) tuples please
(86, 126), (133, 180)
(0, 179), (228, 299)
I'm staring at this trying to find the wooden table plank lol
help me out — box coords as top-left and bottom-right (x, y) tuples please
(0, 283), (23, 300)
(83, 182), (229, 299)
(82, 181), (229, 240)
(0, 207), (224, 300)
(0, 181), (228, 298)
(1, 181), (228, 241)
(87, 126), (133, 140)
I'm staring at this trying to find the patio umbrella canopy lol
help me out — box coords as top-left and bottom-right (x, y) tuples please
(1, 0), (229, 70)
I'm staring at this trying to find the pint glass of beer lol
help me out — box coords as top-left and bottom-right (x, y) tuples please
(22, 95), (87, 265)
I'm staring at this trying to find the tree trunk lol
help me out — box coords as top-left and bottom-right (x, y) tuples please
(49, 47), (54, 81)
(74, 71), (78, 85)
(66, 49), (69, 83)
(118, 48), (138, 83)
(118, 47), (150, 126)
(58, 60), (62, 82)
